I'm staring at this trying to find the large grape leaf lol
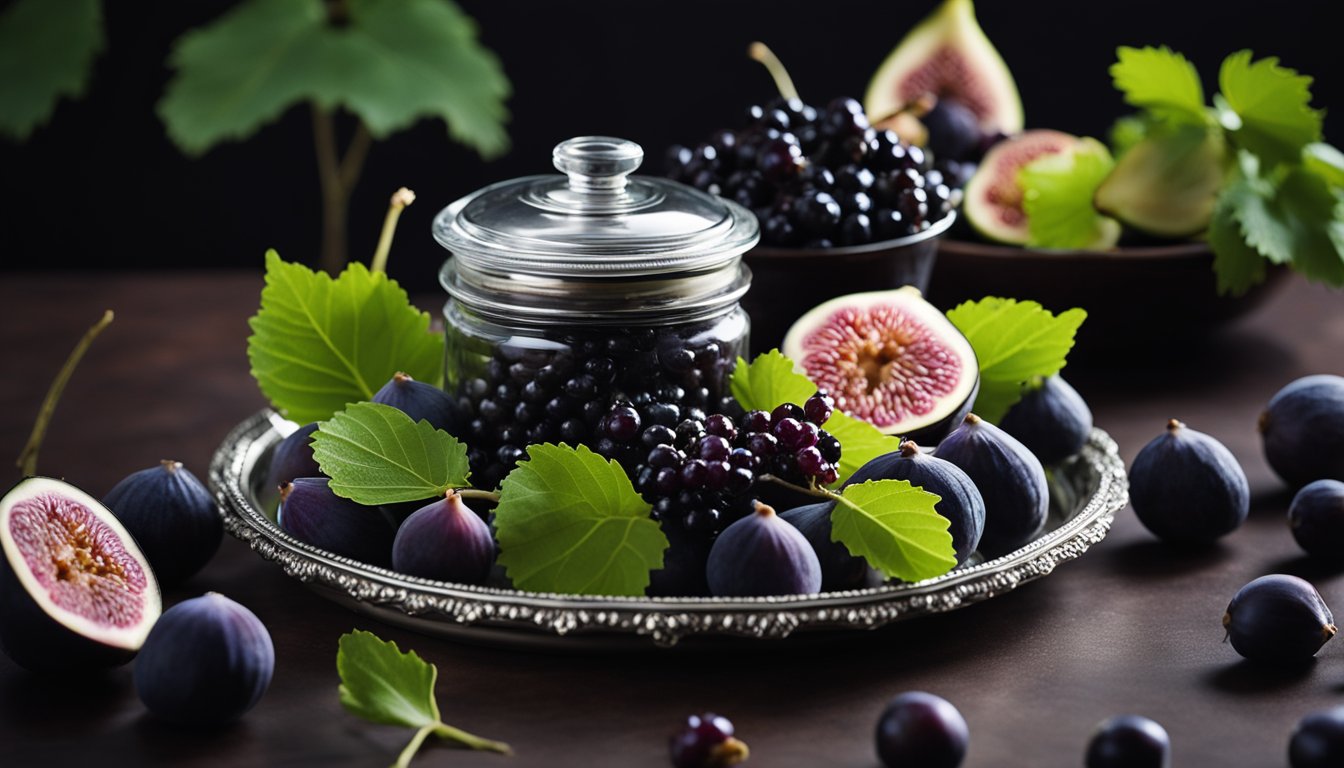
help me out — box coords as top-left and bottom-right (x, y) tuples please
(493, 444), (666, 596)
(0, 0), (103, 140)
(247, 250), (444, 424)
(159, 0), (509, 156)
(313, 402), (469, 505)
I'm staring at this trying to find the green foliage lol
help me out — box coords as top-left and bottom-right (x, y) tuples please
(0, 0), (103, 140)
(946, 298), (1086, 422)
(492, 444), (667, 597)
(1110, 45), (1208, 127)
(830, 480), (955, 582)
(1217, 50), (1324, 168)
(313, 402), (469, 505)
(337, 630), (511, 766)
(1020, 138), (1119, 249)
(247, 250), (445, 424)
(159, 0), (510, 156)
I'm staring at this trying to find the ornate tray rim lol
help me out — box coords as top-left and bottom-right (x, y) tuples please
(209, 410), (1127, 648)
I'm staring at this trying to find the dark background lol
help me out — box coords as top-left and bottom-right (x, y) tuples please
(2, 0), (1340, 293)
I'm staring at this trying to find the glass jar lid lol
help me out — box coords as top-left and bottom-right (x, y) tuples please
(432, 136), (760, 278)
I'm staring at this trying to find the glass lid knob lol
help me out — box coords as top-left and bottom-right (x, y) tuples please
(552, 136), (643, 193)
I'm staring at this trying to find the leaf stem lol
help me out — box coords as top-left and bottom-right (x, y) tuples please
(312, 103), (348, 276)
(394, 723), (436, 768)
(759, 473), (840, 502)
(455, 488), (501, 504)
(17, 310), (114, 477)
(748, 42), (799, 102)
(371, 188), (416, 274)
(431, 721), (513, 754)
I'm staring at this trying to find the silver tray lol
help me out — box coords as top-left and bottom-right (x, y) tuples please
(210, 410), (1128, 649)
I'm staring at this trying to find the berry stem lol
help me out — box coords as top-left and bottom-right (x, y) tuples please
(747, 42), (799, 102)
(455, 488), (502, 504)
(16, 309), (114, 477)
(371, 187), (416, 275)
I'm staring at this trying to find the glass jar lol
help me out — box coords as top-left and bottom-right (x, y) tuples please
(433, 136), (759, 490)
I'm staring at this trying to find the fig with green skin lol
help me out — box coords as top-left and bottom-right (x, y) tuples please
(1094, 125), (1227, 238)
(277, 478), (395, 566)
(934, 413), (1047, 559)
(103, 460), (222, 588)
(1223, 574), (1336, 665)
(844, 441), (985, 564)
(265, 421), (322, 490)
(1259, 374), (1344, 487)
(707, 501), (821, 597)
(998, 375), (1092, 465)
(782, 287), (980, 445)
(780, 501), (883, 592)
(863, 0), (1022, 135)
(135, 592), (274, 723)
(963, 130), (1090, 245)
(1129, 419), (1248, 544)
(0, 476), (162, 672)
(391, 491), (495, 584)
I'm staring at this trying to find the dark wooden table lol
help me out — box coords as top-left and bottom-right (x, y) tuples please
(1, 271), (1341, 767)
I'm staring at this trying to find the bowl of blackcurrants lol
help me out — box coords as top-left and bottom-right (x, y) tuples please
(665, 96), (962, 353)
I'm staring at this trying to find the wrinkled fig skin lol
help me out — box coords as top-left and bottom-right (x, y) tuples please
(103, 461), (222, 589)
(934, 414), (1048, 559)
(844, 442), (986, 564)
(1129, 420), (1249, 545)
(874, 691), (969, 768)
(1084, 715), (1171, 768)
(1223, 574), (1336, 665)
(903, 377), (981, 448)
(0, 562), (135, 672)
(1289, 480), (1344, 561)
(135, 593), (274, 724)
(648, 524), (711, 597)
(278, 478), (395, 566)
(1260, 374), (1344, 487)
(1290, 706), (1344, 768)
(264, 422), (322, 492)
(780, 501), (884, 592)
(391, 493), (495, 584)
(373, 372), (462, 436)
(998, 375), (1093, 465)
(707, 502), (822, 597)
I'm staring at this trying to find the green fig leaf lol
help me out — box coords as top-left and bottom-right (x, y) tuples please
(730, 349), (817, 414)
(1217, 50), (1323, 169)
(247, 250), (444, 424)
(1020, 137), (1121, 250)
(1110, 46), (1209, 127)
(493, 444), (667, 597)
(830, 479), (955, 582)
(0, 0), (103, 140)
(312, 402), (469, 505)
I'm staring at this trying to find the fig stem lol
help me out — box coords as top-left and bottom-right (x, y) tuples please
(455, 488), (501, 504)
(370, 186), (416, 275)
(16, 309), (114, 477)
(747, 41), (799, 102)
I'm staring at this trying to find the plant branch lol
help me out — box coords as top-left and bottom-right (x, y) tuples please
(311, 103), (348, 275)
(17, 310), (114, 477)
(339, 121), (372, 192)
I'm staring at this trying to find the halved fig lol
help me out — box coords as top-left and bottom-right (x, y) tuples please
(0, 476), (162, 671)
(782, 287), (979, 443)
(1094, 125), (1227, 238)
(963, 129), (1079, 244)
(863, 0), (1023, 134)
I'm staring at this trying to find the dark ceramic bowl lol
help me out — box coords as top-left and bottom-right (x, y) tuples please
(926, 239), (1288, 360)
(742, 212), (956, 354)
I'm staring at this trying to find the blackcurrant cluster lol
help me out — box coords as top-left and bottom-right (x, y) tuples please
(665, 96), (958, 248)
(453, 323), (739, 491)
(595, 390), (842, 543)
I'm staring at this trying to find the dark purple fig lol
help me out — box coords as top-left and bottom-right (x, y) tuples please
(1223, 574), (1336, 665)
(277, 478), (394, 566)
(874, 691), (969, 768)
(0, 477), (162, 671)
(1085, 714), (1170, 768)
(134, 592), (274, 723)
(103, 460), (222, 588)
(373, 372), (462, 435)
(1260, 375), (1344, 487)
(780, 501), (883, 591)
(647, 524), (711, 597)
(1290, 706), (1344, 768)
(998, 375), (1093, 465)
(391, 492), (495, 584)
(934, 414), (1048, 559)
(265, 422), (321, 490)
(844, 441), (985, 564)
(1130, 419), (1249, 544)
(1289, 480), (1344, 560)
(707, 501), (822, 597)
